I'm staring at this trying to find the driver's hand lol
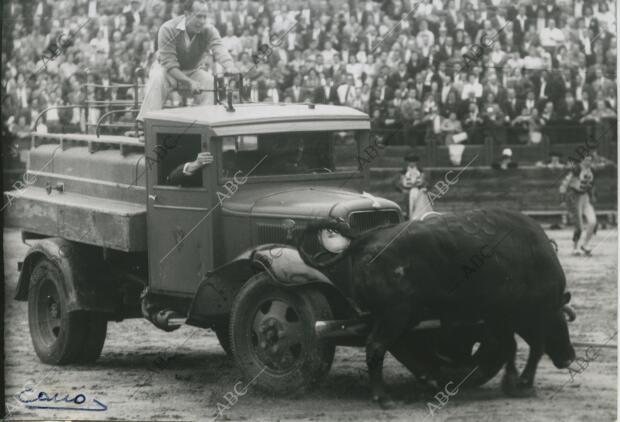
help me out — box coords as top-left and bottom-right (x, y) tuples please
(185, 80), (202, 95)
(186, 152), (214, 174)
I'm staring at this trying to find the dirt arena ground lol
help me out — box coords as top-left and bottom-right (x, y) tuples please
(3, 227), (617, 421)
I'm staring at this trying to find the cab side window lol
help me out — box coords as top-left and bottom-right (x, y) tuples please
(154, 133), (202, 187)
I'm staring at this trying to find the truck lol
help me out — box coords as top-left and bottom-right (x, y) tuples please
(5, 93), (501, 393)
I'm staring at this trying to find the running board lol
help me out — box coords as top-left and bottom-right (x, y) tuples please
(315, 318), (484, 339)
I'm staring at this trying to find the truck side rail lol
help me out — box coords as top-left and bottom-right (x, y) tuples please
(95, 108), (140, 138)
(31, 131), (144, 156)
(32, 105), (82, 133)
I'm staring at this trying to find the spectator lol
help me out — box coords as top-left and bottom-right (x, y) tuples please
(313, 75), (338, 104)
(1, 0), (615, 158)
(285, 75), (306, 103)
(589, 148), (615, 169)
(337, 73), (357, 106)
(221, 27), (243, 57)
(440, 111), (464, 145)
(264, 79), (281, 104)
(522, 90), (538, 114)
(441, 90), (459, 118)
(9, 114), (31, 140)
(540, 18), (566, 49)
(460, 73), (483, 101)
(501, 88), (522, 122)
(558, 92), (584, 122)
(536, 151), (567, 169)
(541, 101), (558, 124)
(581, 99), (616, 123)
(492, 148), (519, 170)
(124, 0), (145, 33)
(394, 154), (432, 221)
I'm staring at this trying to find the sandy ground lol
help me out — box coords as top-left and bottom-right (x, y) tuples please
(3, 227), (617, 421)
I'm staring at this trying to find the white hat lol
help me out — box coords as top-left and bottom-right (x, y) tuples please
(502, 148), (513, 157)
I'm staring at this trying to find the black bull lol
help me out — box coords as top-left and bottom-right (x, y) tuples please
(298, 209), (576, 408)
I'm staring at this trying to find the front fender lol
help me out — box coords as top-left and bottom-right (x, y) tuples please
(186, 244), (356, 327)
(186, 250), (255, 327)
(251, 244), (335, 288)
(15, 237), (117, 314)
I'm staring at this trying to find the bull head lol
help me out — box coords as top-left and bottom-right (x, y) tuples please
(297, 218), (356, 269)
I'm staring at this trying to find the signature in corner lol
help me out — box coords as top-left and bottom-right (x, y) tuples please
(16, 387), (108, 412)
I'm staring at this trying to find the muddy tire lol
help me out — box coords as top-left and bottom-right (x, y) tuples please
(27, 258), (107, 364)
(230, 272), (335, 394)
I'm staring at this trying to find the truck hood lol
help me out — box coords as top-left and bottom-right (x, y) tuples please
(221, 184), (399, 219)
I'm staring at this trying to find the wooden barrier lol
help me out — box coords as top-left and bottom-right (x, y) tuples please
(369, 166), (617, 221)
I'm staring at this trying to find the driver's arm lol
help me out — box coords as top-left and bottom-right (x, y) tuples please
(166, 152), (214, 187)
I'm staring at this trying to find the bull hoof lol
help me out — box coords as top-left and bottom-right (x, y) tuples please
(373, 395), (396, 410)
(515, 379), (536, 397)
(417, 375), (441, 393)
(502, 373), (536, 398)
(501, 371), (518, 396)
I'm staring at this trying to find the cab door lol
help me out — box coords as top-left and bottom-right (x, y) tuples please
(146, 123), (215, 296)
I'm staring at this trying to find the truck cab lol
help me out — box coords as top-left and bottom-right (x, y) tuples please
(6, 100), (403, 392)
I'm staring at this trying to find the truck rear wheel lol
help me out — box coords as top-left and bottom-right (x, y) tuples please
(27, 258), (107, 365)
(230, 272), (335, 394)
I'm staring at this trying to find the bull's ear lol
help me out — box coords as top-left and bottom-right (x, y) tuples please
(563, 292), (571, 304)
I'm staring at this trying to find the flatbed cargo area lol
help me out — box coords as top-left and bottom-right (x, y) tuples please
(5, 187), (146, 252)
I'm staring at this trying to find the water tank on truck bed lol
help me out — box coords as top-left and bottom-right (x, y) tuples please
(5, 133), (148, 251)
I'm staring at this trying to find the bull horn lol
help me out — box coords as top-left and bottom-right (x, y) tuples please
(549, 239), (558, 253)
(562, 305), (577, 322)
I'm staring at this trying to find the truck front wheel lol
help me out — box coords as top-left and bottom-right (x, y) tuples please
(27, 258), (108, 365)
(213, 320), (232, 356)
(230, 273), (335, 394)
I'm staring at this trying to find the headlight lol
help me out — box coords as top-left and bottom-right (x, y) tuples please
(318, 229), (350, 254)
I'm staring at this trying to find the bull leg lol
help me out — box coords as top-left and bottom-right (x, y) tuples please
(500, 334), (520, 396)
(366, 312), (413, 409)
(389, 333), (441, 392)
(500, 334), (535, 398)
(366, 339), (392, 408)
(518, 342), (543, 392)
(518, 324), (545, 392)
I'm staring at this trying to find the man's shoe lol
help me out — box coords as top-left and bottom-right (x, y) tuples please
(580, 246), (593, 256)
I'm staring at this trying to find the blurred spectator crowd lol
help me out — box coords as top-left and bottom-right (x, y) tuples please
(1, 0), (617, 148)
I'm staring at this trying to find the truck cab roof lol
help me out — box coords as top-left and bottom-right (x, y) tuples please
(143, 103), (370, 136)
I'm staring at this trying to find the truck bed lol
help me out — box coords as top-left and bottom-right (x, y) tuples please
(5, 187), (146, 252)
(4, 133), (147, 252)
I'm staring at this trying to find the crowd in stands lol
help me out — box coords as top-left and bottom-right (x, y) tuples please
(2, 0), (617, 149)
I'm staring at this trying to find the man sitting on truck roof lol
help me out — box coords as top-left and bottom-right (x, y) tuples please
(136, 0), (237, 129)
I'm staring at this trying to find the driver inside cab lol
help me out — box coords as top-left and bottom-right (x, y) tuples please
(166, 151), (213, 187)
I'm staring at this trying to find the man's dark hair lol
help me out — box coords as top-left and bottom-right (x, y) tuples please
(183, 0), (206, 14)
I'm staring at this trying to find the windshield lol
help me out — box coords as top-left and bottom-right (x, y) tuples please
(218, 130), (364, 177)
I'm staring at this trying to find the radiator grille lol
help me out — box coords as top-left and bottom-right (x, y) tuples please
(256, 222), (288, 244)
(349, 210), (401, 234)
